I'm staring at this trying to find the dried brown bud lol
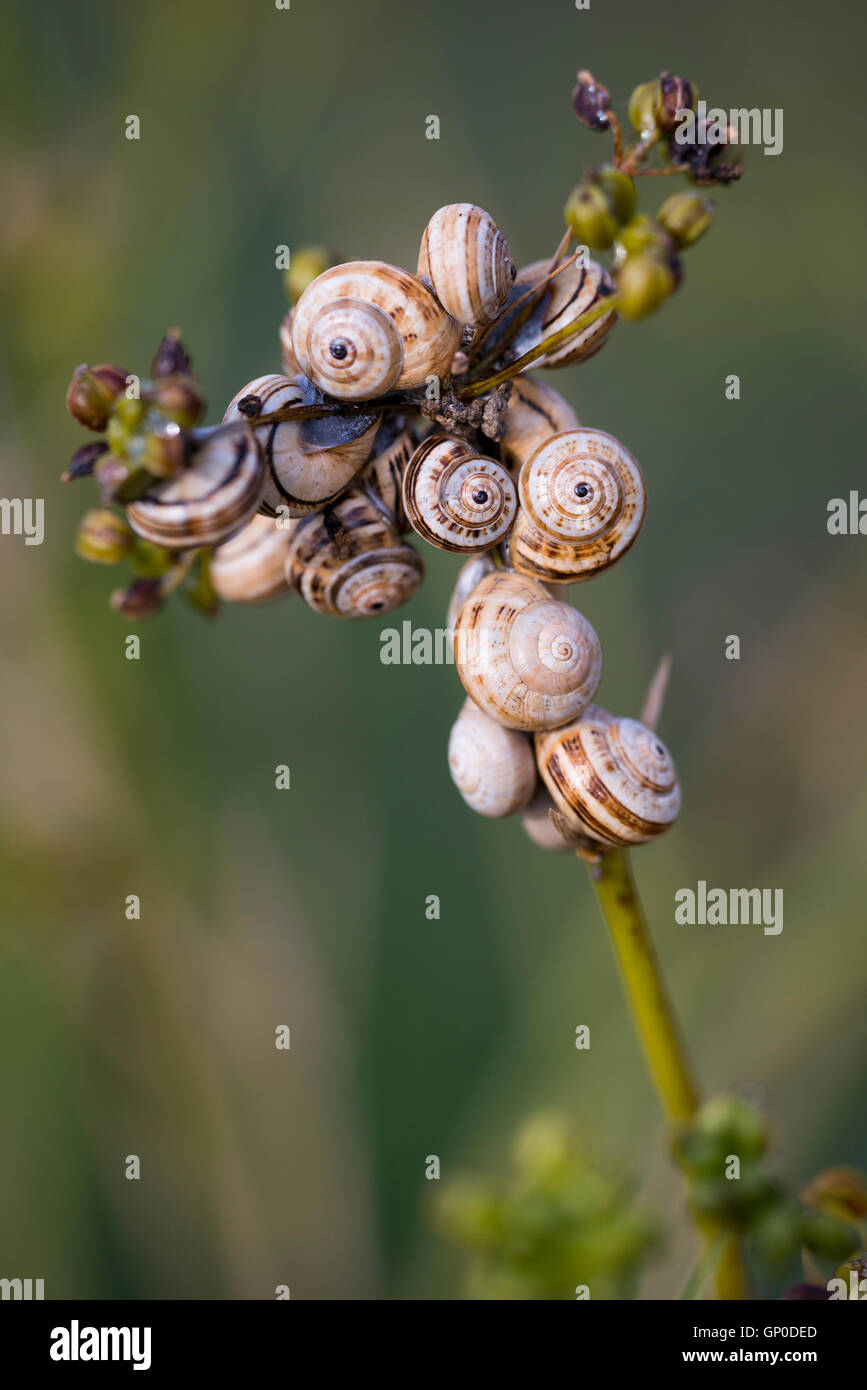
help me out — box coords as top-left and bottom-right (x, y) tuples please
(66, 363), (128, 431)
(62, 440), (108, 483)
(75, 508), (134, 564)
(236, 394), (263, 419)
(657, 72), (697, 133)
(110, 576), (164, 620)
(151, 375), (205, 428)
(95, 454), (132, 504)
(571, 70), (611, 130)
(150, 328), (192, 380)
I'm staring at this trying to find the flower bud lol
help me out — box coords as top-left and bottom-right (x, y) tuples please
(138, 423), (188, 479)
(107, 397), (145, 456)
(596, 166), (637, 225)
(799, 1207), (860, 1263)
(285, 247), (332, 305)
(75, 508), (134, 565)
(628, 80), (660, 135)
(656, 72), (698, 133)
(150, 327), (192, 380)
(151, 375), (204, 429)
(62, 440), (108, 483)
(657, 191), (715, 248)
(563, 181), (618, 250)
(66, 364), (128, 431)
(110, 576), (164, 620)
(616, 252), (676, 319)
(571, 70), (611, 131)
(802, 1168), (867, 1225)
(95, 454), (131, 503)
(695, 1095), (767, 1160)
(617, 214), (670, 258)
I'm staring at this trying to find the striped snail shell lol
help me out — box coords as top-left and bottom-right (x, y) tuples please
(535, 706), (681, 847)
(292, 261), (461, 399)
(511, 428), (646, 584)
(357, 418), (417, 532)
(446, 553), (496, 631)
(453, 570), (602, 731)
(126, 422), (265, 550)
(279, 309), (300, 377)
(520, 786), (575, 852)
(448, 698), (537, 818)
(418, 204), (516, 328)
(500, 375), (579, 472)
(285, 487), (424, 618)
(223, 374), (377, 518)
(211, 513), (295, 603)
(514, 256), (617, 367)
(402, 436), (517, 553)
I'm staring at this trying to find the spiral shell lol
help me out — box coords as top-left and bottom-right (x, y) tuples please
(511, 428), (646, 584)
(515, 256), (617, 367)
(418, 204), (516, 328)
(446, 553), (496, 631)
(535, 706), (681, 847)
(402, 436), (517, 553)
(448, 698), (537, 818)
(127, 423), (265, 550)
(211, 513), (294, 603)
(223, 374), (377, 518)
(520, 786), (574, 852)
(500, 376), (579, 472)
(286, 488), (424, 618)
(279, 309), (300, 376)
(453, 570), (602, 731)
(358, 419), (417, 531)
(292, 261), (460, 398)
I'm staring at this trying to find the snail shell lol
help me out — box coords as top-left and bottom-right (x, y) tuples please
(446, 553), (496, 631)
(500, 375), (579, 472)
(515, 256), (617, 367)
(535, 705), (681, 847)
(448, 698), (537, 818)
(453, 570), (602, 731)
(211, 513), (294, 603)
(511, 428), (646, 584)
(126, 422), (265, 549)
(402, 436), (517, 553)
(520, 786), (575, 852)
(292, 261), (461, 398)
(223, 374), (377, 518)
(286, 487), (424, 618)
(358, 418), (417, 532)
(418, 204), (516, 328)
(279, 309), (300, 376)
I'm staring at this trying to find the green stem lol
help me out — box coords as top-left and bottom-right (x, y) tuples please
(588, 847), (749, 1300)
(459, 294), (620, 399)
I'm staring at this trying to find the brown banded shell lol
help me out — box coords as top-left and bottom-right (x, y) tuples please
(500, 376), (580, 472)
(453, 570), (602, 731)
(418, 204), (515, 328)
(535, 706), (681, 847)
(292, 260), (461, 398)
(446, 553), (496, 631)
(515, 256), (617, 367)
(126, 423), (265, 550)
(211, 513), (295, 603)
(223, 374), (377, 518)
(402, 436), (517, 554)
(448, 698), (537, 818)
(358, 419), (417, 532)
(285, 488), (424, 618)
(511, 428), (646, 584)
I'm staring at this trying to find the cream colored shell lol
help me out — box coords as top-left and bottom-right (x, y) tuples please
(500, 376), (580, 472)
(285, 488), (424, 618)
(446, 553), (496, 631)
(358, 421), (417, 532)
(402, 436), (517, 553)
(223, 374), (376, 518)
(516, 256), (617, 367)
(448, 698), (537, 817)
(535, 705), (681, 847)
(520, 786), (574, 852)
(453, 570), (602, 731)
(418, 204), (515, 328)
(292, 260), (461, 398)
(127, 423), (265, 550)
(211, 513), (294, 603)
(279, 309), (300, 377)
(511, 428), (646, 584)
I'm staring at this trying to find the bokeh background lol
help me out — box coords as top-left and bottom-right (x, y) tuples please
(1, 0), (865, 1299)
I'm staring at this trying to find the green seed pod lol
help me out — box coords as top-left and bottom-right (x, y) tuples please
(596, 166), (637, 225)
(564, 181), (618, 250)
(628, 80), (660, 135)
(695, 1095), (767, 1161)
(802, 1168), (867, 1225)
(151, 375), (205, 429)
(617, 214), (670, 258)
(657, 191), (715, 248)
(753, 1199), (803, 1268)
(800, 1207), (860, 1263)
(139, 424), (188, 479)
(285, 246), (332, 305)
(616, 252), (676, 319)
(75, 508), (134, 564)
(65, 363), (128, 431)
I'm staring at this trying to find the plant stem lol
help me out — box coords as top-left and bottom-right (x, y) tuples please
(587, 846), (749, 1300)
(459, 294), (620, 399)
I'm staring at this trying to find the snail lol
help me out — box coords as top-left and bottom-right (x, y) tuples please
(279, 309), (300, 377)
(494, 256), (617, 368)
(285, 487), (424, 618)
(223, 374), (377, 518)
(417, 203), (516, 328)
(453, 569), (602, 731)
(211, 512), (295, 603)
(291, 261), (461, 399)
(448, 698), (537, 818)
(126, 422), (265, 549)
(446, 553), (496, 631)
(358, 417), (417, 532)
(402, 436), (517, 553)
(520, 786), (575, 852)
(510, 428), (646, 584)
(499, 375), (579, 473)
(535, 705), (681, 847)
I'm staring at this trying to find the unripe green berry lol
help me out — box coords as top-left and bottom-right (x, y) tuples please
(564, 182), (618, 250)
(696, 1095), (767, 1161)
(596, 167), (637, 225)
(285, 247), (331, 305)
(800, 1207), (860, 1263)
(617, 252), (675, 319)
(628, 80), (660, 135)
(617, 214), (670, 258)
(75, 508), (134, 565)
(657, 191), (714, 248)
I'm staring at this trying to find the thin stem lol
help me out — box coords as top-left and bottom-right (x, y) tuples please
(588, 847), (749, 1299)
(460, 294), (620, 399)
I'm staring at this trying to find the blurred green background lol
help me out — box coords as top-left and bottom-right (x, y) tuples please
(1, 0), (865, 1299)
